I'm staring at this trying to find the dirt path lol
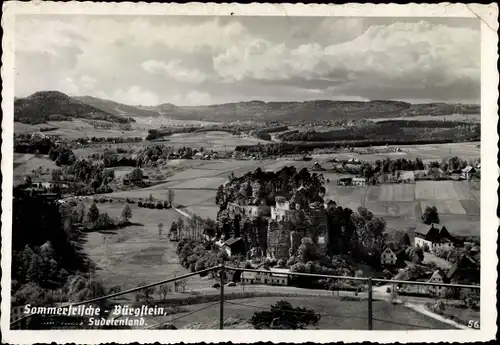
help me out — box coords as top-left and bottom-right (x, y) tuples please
(405, 303), (466, 330)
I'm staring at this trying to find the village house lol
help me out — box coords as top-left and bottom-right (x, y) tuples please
(447, 255), (480, 285)
(461, 166), (476, 180)
(241, 268), (290, 286)
(380, 247), (398, 266)
(337, 177), (352, 186)
(426, 269), (449, 296)
(352, 177), (367, 186)
(222, 237), (245, 257)
(397, 171), (415, 184)
(241, 271), (259, 285)
(414, 223), (459, 252)
(265, 267), (290, 286)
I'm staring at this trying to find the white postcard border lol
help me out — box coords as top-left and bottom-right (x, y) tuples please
(1, 2), (498, 344)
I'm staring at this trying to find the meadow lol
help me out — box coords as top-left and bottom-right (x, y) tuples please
(312, 142), (480, 163)
(80, 201), (213, 291)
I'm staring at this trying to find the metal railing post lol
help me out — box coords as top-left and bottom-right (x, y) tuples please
(220, 264), (225, 330)
(367, 278), (373, 330)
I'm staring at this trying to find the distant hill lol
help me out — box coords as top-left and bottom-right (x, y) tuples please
(75, 96), (161, 119)
(16, 91), (480, 124)
(14, 91), (133, 124)
(140, 100), (480, 123)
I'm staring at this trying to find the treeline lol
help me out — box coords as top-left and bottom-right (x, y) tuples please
(145, 122), (282, 141)
(235, 138), (477, 157)
(331, 157), (425, 180)
(146, 127), (238, 140)
(82, 136), (143, 144)
(250, 126), (289, 140)
(276, 121), (480, 143)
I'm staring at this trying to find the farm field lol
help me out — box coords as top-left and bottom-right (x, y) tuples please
(132, 116), (221, 128)
(311, 142), (480, 163)
(148, 296), (455, 330)
(81, 201), (211, 291)
(163, 131), (269, 151)
(326, 180), (480, 237)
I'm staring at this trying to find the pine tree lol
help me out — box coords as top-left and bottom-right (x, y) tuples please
(87, 203), (100, 226)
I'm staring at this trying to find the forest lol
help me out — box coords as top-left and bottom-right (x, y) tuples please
(275, 120), (480, 143)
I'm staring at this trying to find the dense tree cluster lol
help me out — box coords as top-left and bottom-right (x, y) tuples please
(217, 166), (325, 208)
(14, 133), (54, 154)
(48, 146), (77, 166)
(11, 191), (99, 306)
(176, 239), (226, 276)
(86, 136), (143, 144)
(421, 206), (440, 225)
(52, 158), (115, 195)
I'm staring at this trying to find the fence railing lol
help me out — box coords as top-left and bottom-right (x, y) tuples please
(10, 264), (480, 330)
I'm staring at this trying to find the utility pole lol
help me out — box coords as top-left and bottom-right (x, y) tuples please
(367, 278), (373, 330)
(220, 264), (225, 330)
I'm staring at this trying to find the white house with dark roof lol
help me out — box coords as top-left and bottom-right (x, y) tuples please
(414, 223), (458, 252)
(352, 177), (367, 186)
(461, 166), (476, 180)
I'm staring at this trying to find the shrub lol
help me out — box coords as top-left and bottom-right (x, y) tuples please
(433, 299), (446, 315)
(250, 300), (320, 329)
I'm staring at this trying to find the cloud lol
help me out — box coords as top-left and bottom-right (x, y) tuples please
(14, 16), (480, 105)
(110, 86), (160, 106)
(185, 91), (212, 105)
(80, 75), (98, 89)
(15, 19), (79, 56)
(58, 78), (79, 95)
(141, 60), (207, 84)
(213, 20), (480, 97)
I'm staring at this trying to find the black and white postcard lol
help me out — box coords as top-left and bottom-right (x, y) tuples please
(1, 2), (498, 343)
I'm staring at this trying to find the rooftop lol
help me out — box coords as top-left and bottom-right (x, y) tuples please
(224, 237), (243, 247)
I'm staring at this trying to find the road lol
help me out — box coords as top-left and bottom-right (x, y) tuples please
(156, 283), (446, 306)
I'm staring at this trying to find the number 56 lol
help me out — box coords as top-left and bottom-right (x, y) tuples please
(467, 320), (480, 329)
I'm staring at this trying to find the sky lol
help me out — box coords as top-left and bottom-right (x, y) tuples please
(14, 15), (480, 106)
